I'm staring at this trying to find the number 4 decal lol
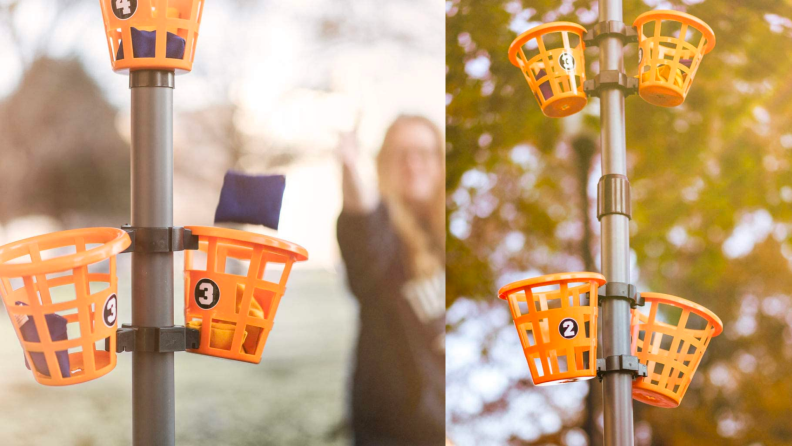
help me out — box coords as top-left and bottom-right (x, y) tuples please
(111, 0), (138, 20)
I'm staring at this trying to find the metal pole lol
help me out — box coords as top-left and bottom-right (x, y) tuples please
(598, 0), (634, 445)
(130, 70), (176, 446)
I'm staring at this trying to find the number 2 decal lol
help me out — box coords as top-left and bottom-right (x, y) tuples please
(559, 317), (579, 340)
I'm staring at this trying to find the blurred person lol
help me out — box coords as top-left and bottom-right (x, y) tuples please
(336, 115), (445, 446)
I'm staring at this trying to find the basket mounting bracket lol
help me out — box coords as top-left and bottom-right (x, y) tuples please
(597, 354), (648, 381)
(584, 21), (638, 47)
(107, 325), (200, 353)
(120, 225), (199, 253)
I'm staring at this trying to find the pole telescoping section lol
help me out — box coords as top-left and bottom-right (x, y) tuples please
(503, 3), (723, 446)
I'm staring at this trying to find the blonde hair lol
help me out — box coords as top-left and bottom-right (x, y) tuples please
(376, 115), (445, 279)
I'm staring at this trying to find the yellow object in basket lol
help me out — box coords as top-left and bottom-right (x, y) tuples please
(641, 65), (684, 88)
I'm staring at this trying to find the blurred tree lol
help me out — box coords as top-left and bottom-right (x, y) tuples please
(447, 0), (792, 445)
(0, 57), (129, 226)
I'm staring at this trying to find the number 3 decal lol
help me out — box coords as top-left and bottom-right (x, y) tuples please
(195, 278), (220, 310)
(559, 317), (579, 340)
(103, 294), (118, 328)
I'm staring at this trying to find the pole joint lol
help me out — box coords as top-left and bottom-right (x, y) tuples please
(598, 282), (644, 308)
(584, 71), (639, 98)
(583, 21), (637, 47)
(121, 226), (199, 253)
(108, 325), (200, 353)
(129, 70), (175, 89)
(596, 354), (648, 381)
(597, 174), (631, 220)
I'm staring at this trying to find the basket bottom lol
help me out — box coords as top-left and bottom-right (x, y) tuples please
(639, 83), (686, 107)
(632, 384), (680, 408)
(534, 374), (596, 386)
(32, 350), (114, 386)
(541, 95), (587, 118)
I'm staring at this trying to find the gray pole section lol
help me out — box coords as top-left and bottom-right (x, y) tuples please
(130, 70), (176, 446)
(598, 0), (634, 445)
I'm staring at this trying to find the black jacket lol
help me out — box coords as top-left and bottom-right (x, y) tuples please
(337, 203), (445, 446)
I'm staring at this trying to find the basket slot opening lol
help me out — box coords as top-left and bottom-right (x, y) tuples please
(89, 281), (110, 295)
(579, 349), (591, 369)
(95, 337), (110, 352)
(683, 311), (709, 331)
(540, 32), (564, 51)
(66, 320), (82, 341)
(242, 324), (263, 355)
(40, 245), (77, 261)
(555, 353), (568, 373)
(533, 357), (546, 377)
(209, 319), (237, 351)
(584, 320), (591, 338)
(261, 263), (284, 284)
(88, 258), (111, 274)
(224, 256), (247, 276)
(516, 297), (529, 316)
(189, 249), (208, 271)
(650, 331), (675, 353)
(48, 282), (78, 304)
(523, 325), (536, 347)
(9, 277), (25, 292)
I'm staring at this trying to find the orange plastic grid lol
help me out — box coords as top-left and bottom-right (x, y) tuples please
(631, 292), (723, 408)
(183, 226), (308, 363)
(99, 0), (205, 73)
(499, 272), (605, 385)
(633, 10), (715, 107)
(0, 228), (130, 386)
(508, 22), (588, 118)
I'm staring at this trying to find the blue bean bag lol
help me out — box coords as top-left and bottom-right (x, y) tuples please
(117, 27), (186, 60)
(16, 302), (71, 378)
(214, 171), (286, 230)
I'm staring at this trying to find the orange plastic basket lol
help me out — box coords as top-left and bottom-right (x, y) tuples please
(0, 228), (131, 386)
(183, 226), (308, 363)
(499, 272), (605, 385)
(630, 292), (723, 408)
(508, 22), (588, 118)
(99, 0), (205, 73)
(633, 11), (715, 107)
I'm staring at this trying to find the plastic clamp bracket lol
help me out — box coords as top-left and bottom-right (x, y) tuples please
(584, 71), (639, 98)
(597, 174), (631, 220)
(598, 282), (644, 308)
(107, 324), (200, 353)
(583, 21), (638, 47)
(121, 225), (199, 253)
(597, 354), (648, 381)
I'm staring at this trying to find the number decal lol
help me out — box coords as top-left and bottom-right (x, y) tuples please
(111, 0), (138, 20)
(103, 294), (118, 327)
(558, 317), (579, 340)
(194, 278), (220, 310)
(558, 52), (576, 72)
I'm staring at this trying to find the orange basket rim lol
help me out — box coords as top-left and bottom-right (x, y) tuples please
(0, 228), (130, 277)
(497, 271), (605, 300)
(508, 21), (588, 67)
(185, 226), (308, 262)
(639, 291), (723, 337)
(633, 10), (716, 54)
